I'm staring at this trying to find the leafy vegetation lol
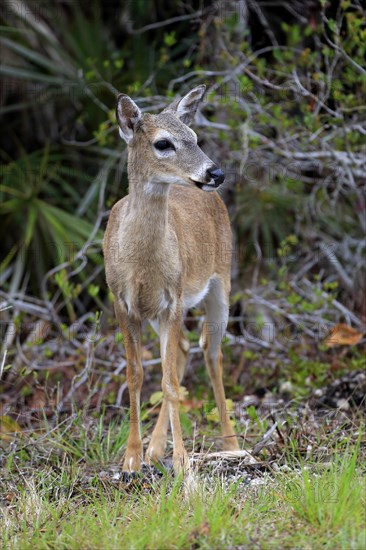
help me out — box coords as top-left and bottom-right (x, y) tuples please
(1, 1), (365, 309)
(0, 2), (365, 546)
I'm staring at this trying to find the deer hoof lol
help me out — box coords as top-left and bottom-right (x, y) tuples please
(122, 451), (142, 473)
(145, 444), (165, 465)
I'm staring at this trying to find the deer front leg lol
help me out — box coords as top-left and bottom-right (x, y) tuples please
(146, 330), (189, 464)
(116, 304), (143, 473)
(159, 313), (189, 475)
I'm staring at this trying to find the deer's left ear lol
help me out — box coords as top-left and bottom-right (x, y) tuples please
(163, 85), (206, 125)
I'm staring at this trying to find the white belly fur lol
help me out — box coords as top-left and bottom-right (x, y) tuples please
(183, 279), (211, 310)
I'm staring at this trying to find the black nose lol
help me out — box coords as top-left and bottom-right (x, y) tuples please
(207, 167), (225, 187)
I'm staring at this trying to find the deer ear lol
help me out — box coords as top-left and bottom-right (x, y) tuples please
(163, 85), (206, 125)
(116, 94), (142, 144)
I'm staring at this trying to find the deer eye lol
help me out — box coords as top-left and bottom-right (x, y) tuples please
(154, 139), (175, 151)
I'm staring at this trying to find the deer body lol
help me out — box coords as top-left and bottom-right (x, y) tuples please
(104, 86), (239, 475)
(105, 186), (230, 320)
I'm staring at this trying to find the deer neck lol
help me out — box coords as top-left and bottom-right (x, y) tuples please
(126, 167), (170, 245)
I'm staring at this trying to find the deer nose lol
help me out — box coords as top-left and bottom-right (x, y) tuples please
(207, 167), (225, 186)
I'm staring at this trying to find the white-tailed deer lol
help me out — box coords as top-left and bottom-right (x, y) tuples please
(103, 85), (239, 475)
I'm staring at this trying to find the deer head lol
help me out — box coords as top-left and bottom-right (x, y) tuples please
(116, 85), (225, 191)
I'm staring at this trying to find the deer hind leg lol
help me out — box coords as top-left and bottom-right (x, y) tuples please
(146, 326), (189, 465)
(200, 279), (239, 451)
(115, 302), (144, 472)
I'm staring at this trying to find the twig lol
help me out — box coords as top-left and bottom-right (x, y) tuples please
(0, 349), (7, 380)
(252, 422), (278, 456)
(128, 11), (204, 34)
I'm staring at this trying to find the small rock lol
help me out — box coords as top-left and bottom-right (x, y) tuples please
(336, 398), (350, 410)
(280, 381), (292, 393)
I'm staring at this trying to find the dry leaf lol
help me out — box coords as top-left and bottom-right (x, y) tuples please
(189, 521), (210, 544)
(324, 323), (363, 347)
(28, 388), (47, 410)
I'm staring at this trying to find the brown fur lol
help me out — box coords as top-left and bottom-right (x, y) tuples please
(103, 87), (239, 474)
(104, 187), (231, 320)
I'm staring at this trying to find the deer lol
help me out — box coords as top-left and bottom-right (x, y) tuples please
(103, 85), (239, 476)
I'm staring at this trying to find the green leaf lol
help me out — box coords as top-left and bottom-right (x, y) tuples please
(149, 391), (164, 406)
(0, 36), (73, 76)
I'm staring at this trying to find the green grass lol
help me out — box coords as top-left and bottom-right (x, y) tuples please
(1, 407), (365, 549)
(1, 443), (365, 549)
